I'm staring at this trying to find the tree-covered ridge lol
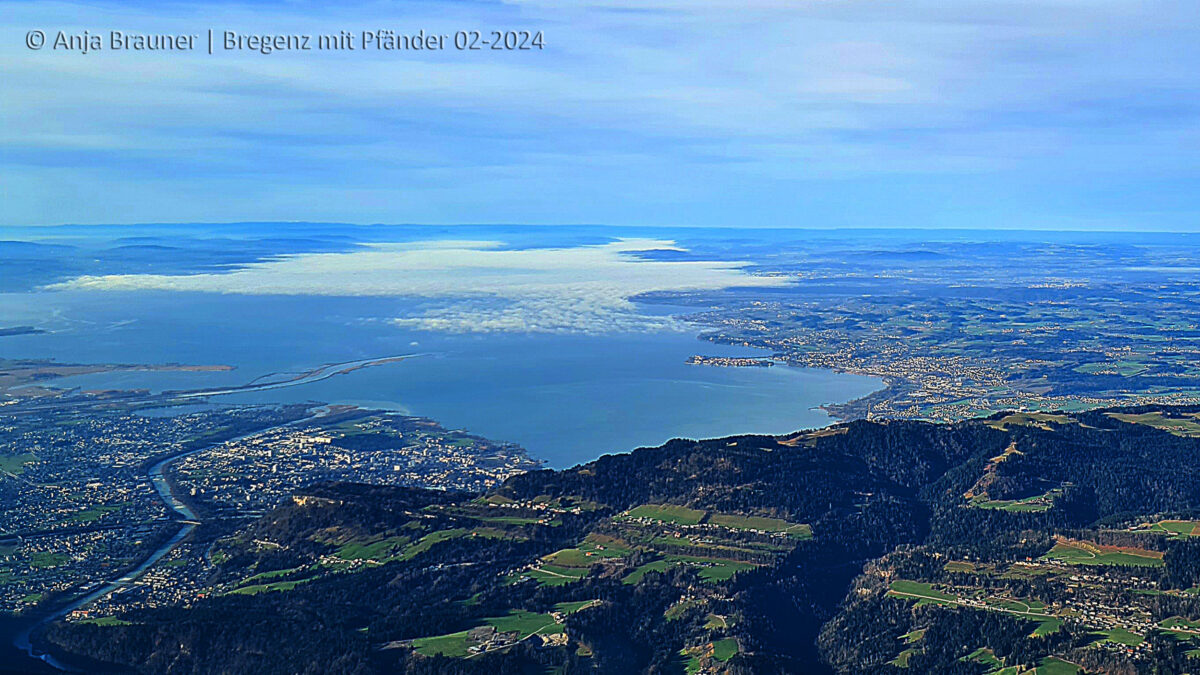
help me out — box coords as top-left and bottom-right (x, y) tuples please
(823, 406), (1200, 673)
(43, 405), (1200, 674)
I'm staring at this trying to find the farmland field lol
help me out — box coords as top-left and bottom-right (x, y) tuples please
(411, 631), (471, 657)
(623, 560), (675, 584)
(624, 504), (705, 525)
(225, 576), (315, 595)
(527, 563), (589, 586)
(711, 637), (738, 662)
(886, 580), (957, 606)
(236, 567), (302, 586)
(1094, 628), (1143, 646)
(964, 647), (1002, 668)
(334, 535), (410, 561)
(985, 412), (1072, 431)
(1034, 656), (1081, 674)
(1107, 412), (1200, 437)
(667, 554), (757, 582)
(543, 548), (596, 568)
(1042, 539), (1164, 567)
(1032, 617), (1064, 637)
(485, 610), (563, 637)
(1144, 520), (1200, 537)
(1159, 616), (1200, 635)
(708, 514), (812, 538)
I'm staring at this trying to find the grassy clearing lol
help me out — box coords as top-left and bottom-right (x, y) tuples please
(579, 534), (632, 557)
(1042, 539), (1164, 567)
(543, 548), (599, 568)
(334, 536), (410, 561)
(412, 631), (471, 657)
(1033, 656), (1081, 674)
(328, 528), (479, 566)
(889, 648), (916, 668)
(225, 577), (315, 595)
(622, 549), (757, 584)
(68, 504), (123, 523)
(1075, 361), (1147, 376)
(526, 564), (589, 586)
(666, 554), (757, 582)
(889, 582), (1059, 638)
(711, 637), (738, 662)
(1160, 616), (1200, 637)
(705, 613), (731, 630)
(987, 598), (1047, 613)
(623, 560), (675, 584)
(398, 529), (469, 561)
(534, 535), (631, 578)
(1094, 628), (1143, 646)
(237, 566), (302, 586)
(985, 412), (1072, 431)
(624, 504), (706, 525)
(1143, 520), (1200, 538)
(0, 452), (36, 475)
(485, 610), (563, 637)
(412, 607), (573, 658)
(665, 600), (699, 621)
(886, 580), (957, 606)
(944, 560), (976, 573)
(1107, 412), (1200, 437)
(1031, 617), (1063, 637)
(902, 629), (926, 644)
(708, 514), (812, 538)
(30, 552), (69, 568)
(554, 599), (599, 615)
(963, 647), (1001, 668)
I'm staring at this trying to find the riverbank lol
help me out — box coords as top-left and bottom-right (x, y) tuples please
(8, 408), (334, 671)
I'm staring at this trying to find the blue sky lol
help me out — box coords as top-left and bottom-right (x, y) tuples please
(2, 0), (1198, 230)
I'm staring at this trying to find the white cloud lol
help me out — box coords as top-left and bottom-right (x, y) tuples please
(48, 238), (787, 333)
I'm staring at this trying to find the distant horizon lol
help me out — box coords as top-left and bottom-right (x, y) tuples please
(7, 221), (1200, 235)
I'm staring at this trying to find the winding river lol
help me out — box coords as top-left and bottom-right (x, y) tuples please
(10, 408), (333, 671)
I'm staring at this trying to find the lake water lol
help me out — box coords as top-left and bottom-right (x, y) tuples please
(1, 290), (880, 468)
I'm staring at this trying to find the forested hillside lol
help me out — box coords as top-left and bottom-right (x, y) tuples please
(44, 406), (1200, 674)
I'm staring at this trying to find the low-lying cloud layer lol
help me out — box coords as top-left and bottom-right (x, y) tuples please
(49, 239), (787, 333)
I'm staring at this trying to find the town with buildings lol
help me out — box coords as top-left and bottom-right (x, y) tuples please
(0, 398), (539, 618)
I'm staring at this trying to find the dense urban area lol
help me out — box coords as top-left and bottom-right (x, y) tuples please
(0, 392), (538, 621)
